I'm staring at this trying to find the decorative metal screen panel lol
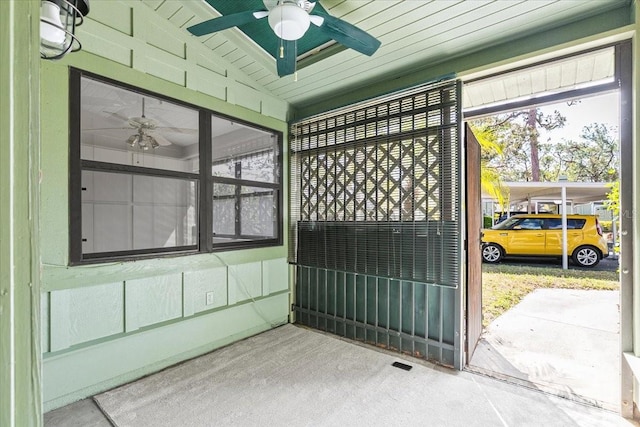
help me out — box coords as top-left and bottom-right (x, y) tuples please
(289, 80), (462, 367)
(290, 80), (461, 288)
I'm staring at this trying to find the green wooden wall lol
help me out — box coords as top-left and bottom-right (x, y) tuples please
(39, 0), (292, 411)
(2, 0), (639, 423)
(1, 1), (42, 425)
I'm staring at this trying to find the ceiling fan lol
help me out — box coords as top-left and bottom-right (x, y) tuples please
(83, 98), (181, 150)
(122, 98), (172, 150)
(187, 0), (381, 77)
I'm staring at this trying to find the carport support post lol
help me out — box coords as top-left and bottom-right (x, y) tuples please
(561, 185), (568, 270)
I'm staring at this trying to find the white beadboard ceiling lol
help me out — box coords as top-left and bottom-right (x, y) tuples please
(463, 46), (616, 112)
(144, 0), (630, 110)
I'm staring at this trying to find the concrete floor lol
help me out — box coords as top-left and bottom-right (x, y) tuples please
(45, 324), (634, 427)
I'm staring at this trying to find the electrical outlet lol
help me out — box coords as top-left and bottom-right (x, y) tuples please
(206, 291), (215, 306)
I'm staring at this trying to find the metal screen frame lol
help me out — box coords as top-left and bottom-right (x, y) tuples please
(289, 80), (463, 367)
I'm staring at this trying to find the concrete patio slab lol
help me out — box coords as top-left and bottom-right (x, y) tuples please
(46, 323), (633, 426)
(470, 289), (620, 410)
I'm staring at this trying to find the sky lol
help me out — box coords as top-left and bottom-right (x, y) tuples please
(537, 92), (619, 143)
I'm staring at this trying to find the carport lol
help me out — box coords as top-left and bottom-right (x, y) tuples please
(482, 181), (613, 269)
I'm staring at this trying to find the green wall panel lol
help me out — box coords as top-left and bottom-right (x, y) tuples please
(183, 267), (228, 316)
(88, 0), (133, 36)
(125, 274), (183, 332)
(263, 258), (290, 294)
(228, 262), (263, 304)
(50, 283), (125, 351)
(146, 20), (186, 58)
(43, 293), (289, 411)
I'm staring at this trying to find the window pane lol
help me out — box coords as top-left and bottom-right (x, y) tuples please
(211, 116), (278, 183)
(568, 219), (586, 229)
(82, 171), (197, 254)
(80, 76), (199, 173)
(212, 183), (236, 239)
(240, 186), (275, 238)
(212, 183), (277, 244)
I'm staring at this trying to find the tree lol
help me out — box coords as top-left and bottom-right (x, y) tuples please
(470, 111), (618, 184)
(468, 122), (509, 212)
(605, 180), (619, 217)
(469, 108), (566, 182)
(552, 123), (619, 182)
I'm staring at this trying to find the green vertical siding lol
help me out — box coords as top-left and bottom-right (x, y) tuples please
(0, 1), (42, 425)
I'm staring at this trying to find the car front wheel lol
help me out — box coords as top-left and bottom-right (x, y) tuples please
(482, 243), (503, 263)
(572, 245), (600, 267)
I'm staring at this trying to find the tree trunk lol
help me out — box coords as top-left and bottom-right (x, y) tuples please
(528, 108), (540, 181)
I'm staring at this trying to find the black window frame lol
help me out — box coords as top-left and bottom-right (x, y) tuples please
(69, 68), (283, 265)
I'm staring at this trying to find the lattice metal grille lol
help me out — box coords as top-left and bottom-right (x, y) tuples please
(290, 80), (461, 287)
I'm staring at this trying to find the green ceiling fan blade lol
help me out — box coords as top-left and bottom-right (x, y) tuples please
(187, 10), (267, 36)
(312, 12), (381, 56)
(277, 40), (297, 77)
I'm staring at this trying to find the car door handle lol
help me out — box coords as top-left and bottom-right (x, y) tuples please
(536, 233), (544, 237)
(499, 233), (508, 236)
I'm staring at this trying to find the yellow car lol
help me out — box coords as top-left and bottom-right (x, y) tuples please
(481, 214), (609, 267)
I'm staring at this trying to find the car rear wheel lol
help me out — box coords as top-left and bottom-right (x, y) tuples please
(572, 245), (600, 267)
(482, 243), (503, 263)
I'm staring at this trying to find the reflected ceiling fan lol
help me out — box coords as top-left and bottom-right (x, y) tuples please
(122, 98), (172, 150)
(84, 98), (189, 150)
(187, 0), (381, 77)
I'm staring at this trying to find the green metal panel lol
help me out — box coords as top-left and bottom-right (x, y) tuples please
(290, 79), (462, 366)
(295, 267), (457, 366)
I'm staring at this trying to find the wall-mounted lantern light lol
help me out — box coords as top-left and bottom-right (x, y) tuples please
(40, 0), (90, 60)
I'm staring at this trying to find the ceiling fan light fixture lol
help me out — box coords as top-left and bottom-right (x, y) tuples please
(126, 133), (141, 147)
(268, 2), (310, 41)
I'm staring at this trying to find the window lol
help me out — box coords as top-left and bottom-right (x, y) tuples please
(70, 70), (282, 264)
(546, 218), (586, 229)
(516, 218), (544, 230)
(210, 117), (280, 245)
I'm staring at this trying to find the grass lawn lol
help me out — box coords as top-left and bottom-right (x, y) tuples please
(482, 264), (619, 327)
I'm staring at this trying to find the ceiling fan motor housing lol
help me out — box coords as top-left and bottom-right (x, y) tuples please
(268, 1), (310, 40)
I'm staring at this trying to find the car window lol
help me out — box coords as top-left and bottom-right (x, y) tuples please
(544, 218), (586, 229)
(514, 218), (544, 230)
(546, 218), (562, 229)
(492, 217), (520, 230)
(568, 219), (586, 229)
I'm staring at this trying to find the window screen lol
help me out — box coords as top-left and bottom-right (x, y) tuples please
(289, 80), (461, 287)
